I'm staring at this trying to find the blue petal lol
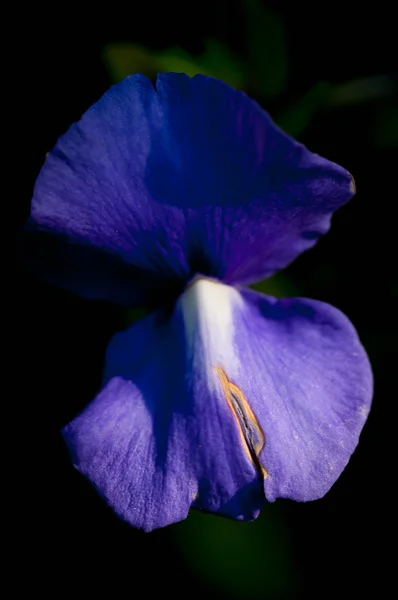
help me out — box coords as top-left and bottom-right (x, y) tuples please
(20, 227), (180, 306)
(29, 74), (354, 303)
(62, 279), (372, 530)
(62, 282), (265, 531)
(235, 287), (373, 501)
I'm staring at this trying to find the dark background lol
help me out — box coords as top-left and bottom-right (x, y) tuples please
(15, 2), (396, 597)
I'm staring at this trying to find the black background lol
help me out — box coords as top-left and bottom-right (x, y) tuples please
(14, 2), (396, 597)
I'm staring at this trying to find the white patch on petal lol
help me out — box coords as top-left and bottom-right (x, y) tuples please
(358, 405), (369, 420)
(179, 278), (242, 386)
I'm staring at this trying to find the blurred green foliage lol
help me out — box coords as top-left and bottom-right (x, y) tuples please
(372, 106), (398, 148)
(103, 39), (246, 89)
(104, 0), (396, 140)
(174, 506), (296, 598)
(277, 82), (333, 138)
(244, 0), (287, 97)
(250, 272), (300, 298)
(103, 1), (286, 96)
(329, 74), (396, 106)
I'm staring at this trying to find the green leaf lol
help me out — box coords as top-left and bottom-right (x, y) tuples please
(102, 41), (245, 88)
(329, 75), (396, 106)
(174, 507), (296, 598)
(102, 43), (160, 83)
(372, 106), (398, 148)
(244, 0), (288, 97)
(123, 306), (148, 327)
(250, 272), (300, 298)
(198, 39), (246, 88)
(277, 81), (333, 137)
(155, 46), (215, 79)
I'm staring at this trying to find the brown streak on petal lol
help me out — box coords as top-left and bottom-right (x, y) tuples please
(215, 366), (268, 480)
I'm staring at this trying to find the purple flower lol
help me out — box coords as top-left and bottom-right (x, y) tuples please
(26, 73), (372, 532)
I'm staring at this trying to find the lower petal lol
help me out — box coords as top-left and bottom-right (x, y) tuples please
(234, 287), (373, 501)
(62, 286), (264, 531)
(62, 279), (372, 531)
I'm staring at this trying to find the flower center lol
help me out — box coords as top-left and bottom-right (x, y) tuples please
(216, 366), (268, 480)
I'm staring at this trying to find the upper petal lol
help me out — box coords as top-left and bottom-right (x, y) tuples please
(29, 73), (354, 303)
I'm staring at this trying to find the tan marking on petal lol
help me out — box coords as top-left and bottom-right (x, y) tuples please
(350, 177), (356, 195)
(215, 366), (268, 480)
